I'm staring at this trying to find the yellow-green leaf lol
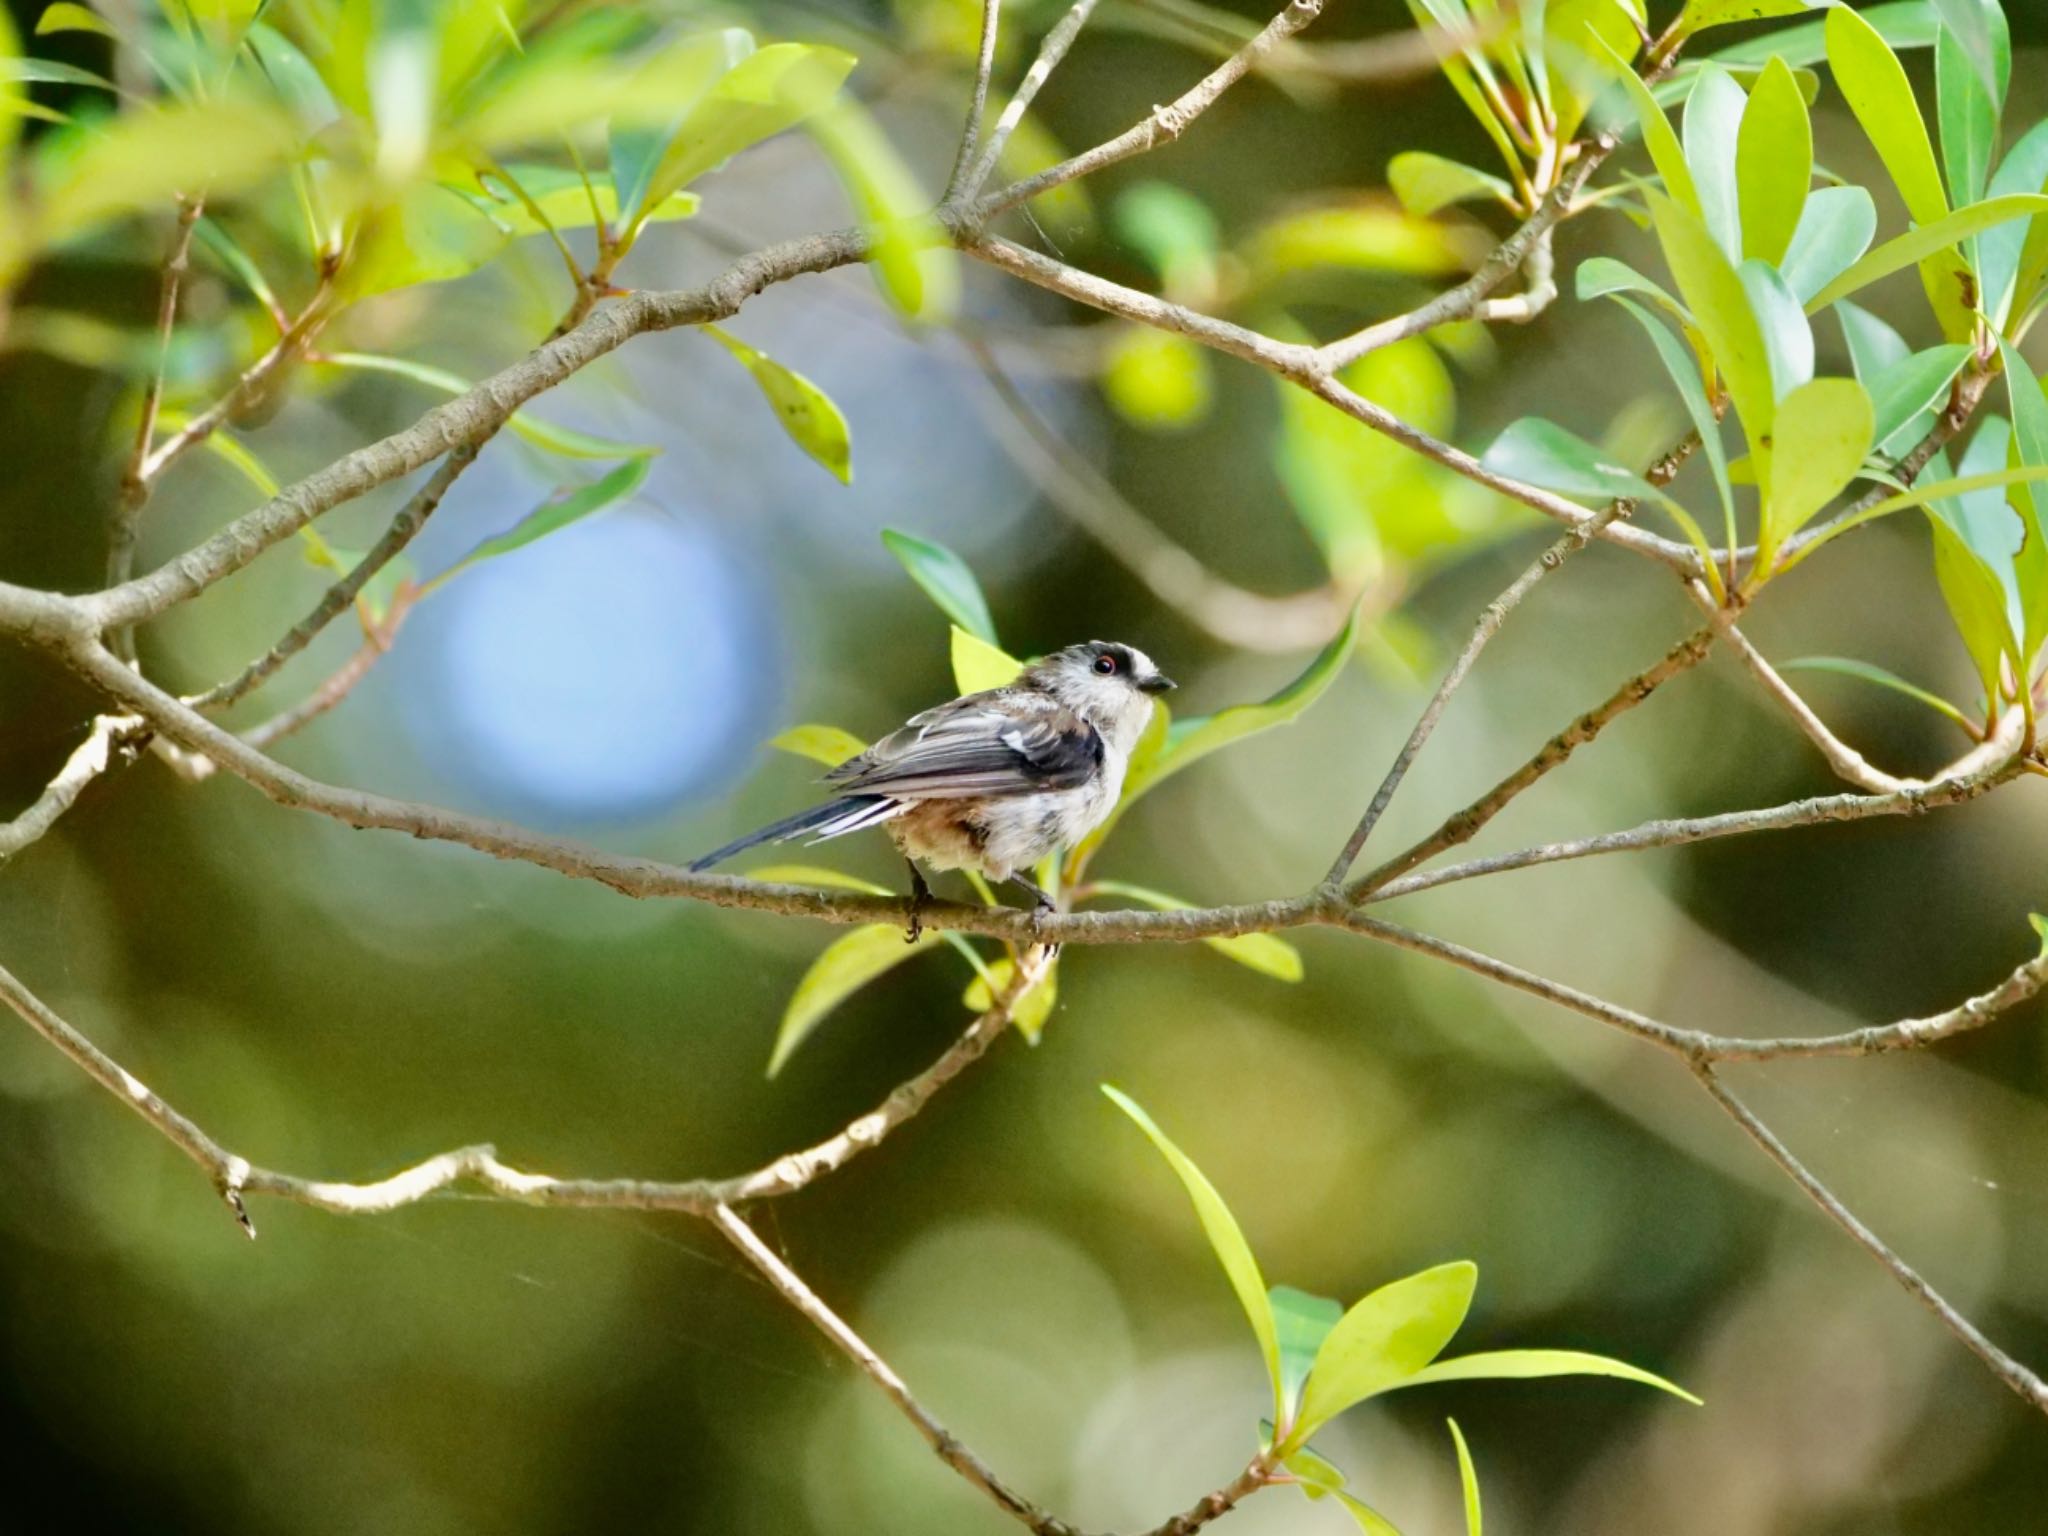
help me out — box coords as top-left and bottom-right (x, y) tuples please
(1805, 194), (2048, 313)
(961, 955), (1058, 1041)
(1387, 152), (1515, 218)
(1289, 1261), (1478, 1445)
(1102, 329), (1213, 431)
(808, 99), (958, 325)
(315, 351), (660, 460)
(746, 864), (891, 894)
(1826, 4), (1948, 225)
(1104, 1086), (1285, 1426)
(771, 925), (941, 1076)
(1760, 376), (1874, 568)
(1088, 880), (1304, 981)
(1450, 1420), (1482, 1536)
(1736, 55), (1811, 264)
(1593, 32), (1700, 216)
(951, 625), (1024, 695)
(769, 724), (867, 768)
(1391, 1348), (1700, 1403)
(705, 325), (852, 485)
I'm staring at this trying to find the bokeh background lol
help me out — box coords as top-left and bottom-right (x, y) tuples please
(4, 1), (2048, 1531)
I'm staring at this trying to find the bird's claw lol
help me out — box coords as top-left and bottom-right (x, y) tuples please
(904, 862), (933, 944)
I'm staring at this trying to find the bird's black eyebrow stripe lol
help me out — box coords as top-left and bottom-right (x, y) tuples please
(1098, 643), (1137, 673)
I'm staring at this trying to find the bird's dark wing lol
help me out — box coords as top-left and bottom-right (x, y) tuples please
(824, 692), (1103, 800)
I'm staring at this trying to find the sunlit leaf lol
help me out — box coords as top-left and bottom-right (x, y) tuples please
(38, 99), (296, 245)
(770, 724), (867, 768)
(1736, 55), (1810, 265)
(1243, 202), (1478, 284)
(1103, 1086), (1285, 1426)
(437, 457), (650, 578)
(1805, 194), (2048, 313)
(1593, 33), (1699, 215)
(1739, 259), (1812, 400)
(1450, 1420), (1483, 1536)
(1388, 152), (1514, 218)
(1827, 4), (1948, 225)
(1102, 329), (1213, 430)
(1777, 656), (1975, 730)
(1930, 0), (2006, 103)
(951, 625), (1025, 695)
(35, 3), (119, 39)
(1087, 880), (1305, 981)
(705, 326), (852, 484)
(1610, 298), (1735, 551)
(1335, 1492), (1406, 1536)
(771, 925), (942, 1076)
(1677, 0), (1818, 35)
(1392, 1348), (1699, 1402)
(1933, 0), (2008, 211)
(882, 528), (997, 644)
(1696, 1), (1936, 71)
(807, 99), (958, 324)
(345, 183), (510, 297)
(1682, 64), (1748, 259)
(1980, 120), (2048, 329)
(1271, 1285), (1343, 1413)
(745, 863), (889, 894)
(608, 27), (754, 228)
(962, 956), (1058, 1041)
(1289, 1261), (1479, 1444)
(1759, 377), (1874, 567)
(0, 57), (119, 93)
(463, 163), (699, 239)
(316, 352), (660, 460)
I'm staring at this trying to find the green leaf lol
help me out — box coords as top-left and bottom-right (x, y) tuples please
(1647, 190), (1776, 491)
(191, 216), (281, 319)
(745, 863), (892, 894)
(771, 925), (942, 1076)
(464, 163), (699, 240)
(1281, 1439), (1349, 1499)
(1934, 1), (2008, 212)
(439, 458), (650, 577)
(315, 351), (661, 460)
(882, 529), (997, 644)
(807, 100), (958, 324)
(1865, 342), (1970, 455)
(1593, 32), (1700, 215)
(1979, 120), (2048, 328)
(1272, 1285), (1343, 1413)
(1683, 64), (1748, 259)
(1125, 608), (1358, 808)
(608, 28), (754, 228)
(1115, 180), (1220, 296)
(35, 3), (119, 39)
(705, 326), (852, 485)
(39, 99), (296, 245)
(1927, 491), (2018, 712)
(1612, 298), (1736, 552)
(1678, 0), (1818, 35)
(1736, 55), (1811, 265)
(1827, 4), (1949, 226)
(2031, 911), (2048, 956)
(190, 427), (279, 497)
(1483, 417), (1661, 502)
(1760, 377), (1874, 567)
(1997, 336), (2048, 662)
(1805, 194), (2048, 313)
(951, 626), (1025, 695)
(1289, 1261), (1478, 1444)
(1450, 1420), (1483, 1536)
(1103, 1086), (1285, 1426)
(1740, 260), (1812, 399)
(1777, 656), (1975, 730)
(1388, 152), (1515, 218)
(1243, 203), (1476, 285)
(1334, 1492), (1406, 1536)
(1102, 329), (1214, 430)
(1391, 1348), (1701, 1403)
(1778, 185), (1877, 305)
(1930, 0), (2006, 103)
(1576, 256), (1695, 329)
(636, 43), (854, 226)
(1698, 2), (1936, 71)
(1088, 880), (1305, 981)
(0, 57), (119, 93)
(769, 724), (867, 768)
(962, 956), (1058, 1041)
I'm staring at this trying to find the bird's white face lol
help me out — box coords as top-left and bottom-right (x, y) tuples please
(1030, 640), (1175, 751)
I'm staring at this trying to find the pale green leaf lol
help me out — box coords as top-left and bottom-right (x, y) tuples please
(1997, 337), (2048, 661)
(808, 99), (959, 324)
(1827, 3), (1949, 225)
(962, 956), (1058, 1041)
(1088, 880), (1305, 981)
(705, 325), (852, 484)
(1979, 120), (2048, 328)
(1697, 1), (1935, 71)
(608, 28), (754, 227)
(1115, 180), (1220, 296)
(1930, 0), (2006, 104)
(1683, 64), (1748, 259)
(771, 925), (942, 1075)
(1777, 656), (1975, 730)
(1778, 185), (1876, 305)
(40, 100), (296, 244)
(1934, 1), (2008, 212)
(1103, 1086), (1284, 1425)
(1290, 1261), (1478, 1443)
(1612, 298), (1735, 551)
(746, 863), (891, 894)
(951, 625), (1025, 695)
(1394, 1348), (1700, 1403)
(1335, 1492), (1406, 1536)
(1450, 1420), (1483, 1536)
(1865, 342), (1969, 454)
(1272, 1286), (1343, 1413)
(1805, 194), (2048, 312)
(769, 724), (867, 768)
(1388, 152), (1515, 218)
(1739, 259), (1812, 399)
(882, 528), (997, 644)
(1647, 190), (1776, 489)
(1593, 32), (1699, 215)
(1736, 55), (1811, 265)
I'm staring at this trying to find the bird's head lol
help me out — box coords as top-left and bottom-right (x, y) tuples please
(1026, 640), (1175, 748)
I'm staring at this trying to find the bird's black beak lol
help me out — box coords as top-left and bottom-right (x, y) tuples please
(1139, 674), (1177, 694)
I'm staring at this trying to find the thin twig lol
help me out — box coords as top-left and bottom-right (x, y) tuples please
(965, 0), (1103, 194)
(0, 714), (148, 860)
(1692, 1064), (2048, 1414)
(971, 0), (1327, 220)
(1349, 625), (1718, 899)
(946, 0), (1005, 203)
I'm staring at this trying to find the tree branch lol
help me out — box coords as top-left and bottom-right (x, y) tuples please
(1691, 1063), (2048, 1414)
(965, 0), (1104, 194)
(946, 0), (1005, 203)
(0, 712), (148, 859)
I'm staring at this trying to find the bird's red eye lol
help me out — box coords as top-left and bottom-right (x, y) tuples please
(1093, 654), (1117, 675)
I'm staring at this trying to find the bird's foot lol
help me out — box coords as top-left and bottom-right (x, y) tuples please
(904, 862), (934, 944)
(1009, 874), (1060, 957)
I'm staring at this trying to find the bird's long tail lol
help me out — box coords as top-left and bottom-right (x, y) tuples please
(688, 795), (897, 872)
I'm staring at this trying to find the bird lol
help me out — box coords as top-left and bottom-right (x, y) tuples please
(690, 640), (1175, 933)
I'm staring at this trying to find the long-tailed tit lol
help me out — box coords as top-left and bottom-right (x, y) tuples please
(691, 641), (1175, 923)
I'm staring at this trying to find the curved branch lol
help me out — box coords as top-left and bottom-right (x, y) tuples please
(0, 713), (146, 859)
